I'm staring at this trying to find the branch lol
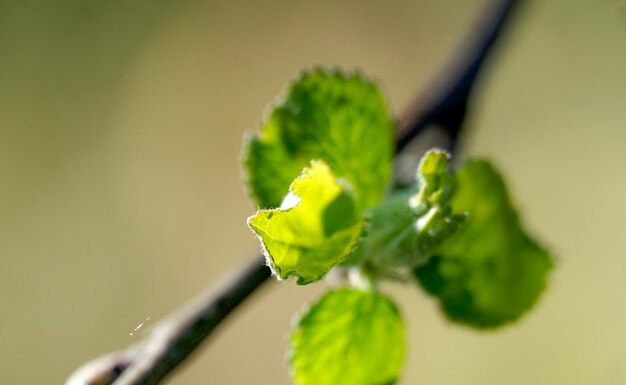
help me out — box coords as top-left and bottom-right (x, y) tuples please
(67, 260), (271, 385)
(67, 1), (521, 384)
(396, 0), (521, 154)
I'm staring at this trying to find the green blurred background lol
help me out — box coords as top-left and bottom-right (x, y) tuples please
(1, 0), (625, 384)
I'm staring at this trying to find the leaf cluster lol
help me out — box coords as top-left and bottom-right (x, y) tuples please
(243, 68), (552, 384)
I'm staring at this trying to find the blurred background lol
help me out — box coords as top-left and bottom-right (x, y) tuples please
(1, 0), (626, 384)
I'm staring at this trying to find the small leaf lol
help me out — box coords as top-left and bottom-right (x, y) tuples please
(414, 160), (553, 328)
(248, 160), (364, 285)
(349, 150), (465, 268)
(243, 68), (394, 210)
(346, 190), (419, 268)
(291, 288), (405, 385)
(409, 150), (466, 254)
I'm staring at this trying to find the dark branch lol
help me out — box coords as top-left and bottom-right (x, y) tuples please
(112, 260), (271, 385)
(66, 0), (521, 384)
(396, 0), (521, 154)
(67, 260), (271, 385)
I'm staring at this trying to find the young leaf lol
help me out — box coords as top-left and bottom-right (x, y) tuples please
(243, 68), (394, 210)
(349, 150), (465, 268)
(409, 150), (466, 254)
(345, 189), (420, 268)
(291, 288), (405, 385)
(414, 160), (552, 328)
(248, 160), (364, 285)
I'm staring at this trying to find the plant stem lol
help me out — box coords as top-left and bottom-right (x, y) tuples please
(67, 1), (522, 384)
(113, 259), (271, 385)
(396, 0), (521, 154)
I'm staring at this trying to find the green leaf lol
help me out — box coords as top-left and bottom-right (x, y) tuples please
(414, 160), (553, 328)
(248, 160), (364, 285)
(291, 288), (405, 385)
(345, 189), (419, 268)
(409, 150), (466, 254)
(348, 150), (465, 268)
(243, 68), (394, 210)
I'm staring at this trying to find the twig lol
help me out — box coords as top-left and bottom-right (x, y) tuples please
(66, 0), (521, 384)
(396, 0), (520, 154)
(66, 260), (271, 385)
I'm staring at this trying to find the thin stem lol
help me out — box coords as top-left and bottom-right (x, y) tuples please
(113, 260), (270, 385)
(396, 0), (521, 154)
(67, 1), (521, 384)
